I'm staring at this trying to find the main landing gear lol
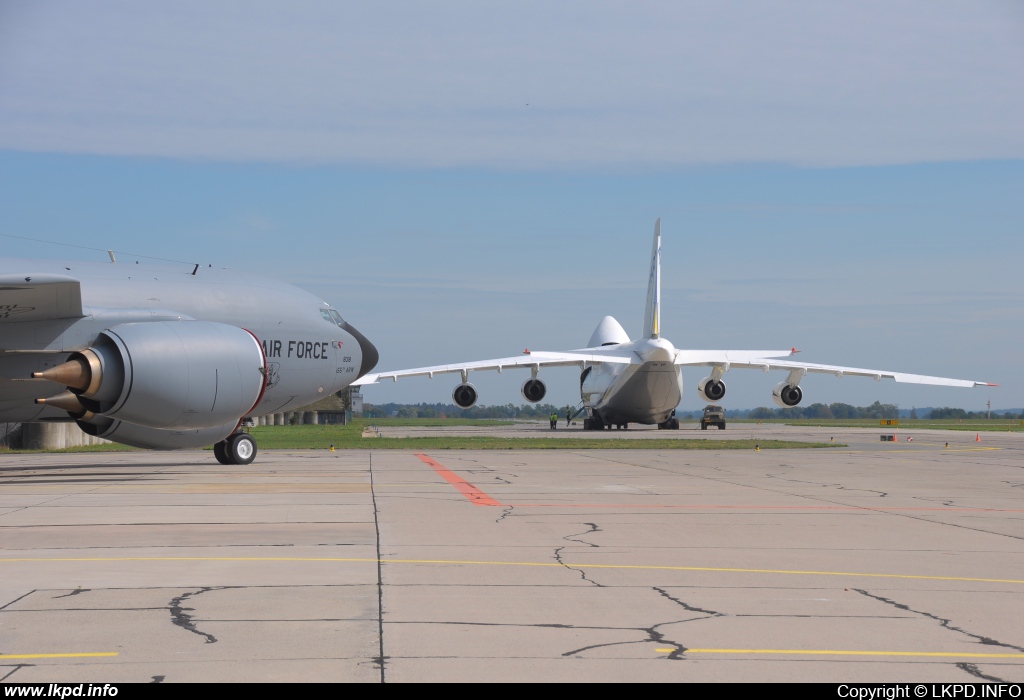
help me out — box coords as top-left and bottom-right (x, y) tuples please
(214, 432), (258, 465)
(657, 410), (680, 430)
(582, 413), (630, 430)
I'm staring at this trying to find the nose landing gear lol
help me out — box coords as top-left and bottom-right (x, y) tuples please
(214, 432), (258, 465)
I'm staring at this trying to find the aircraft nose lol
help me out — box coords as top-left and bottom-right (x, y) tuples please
(341, 322), (379, 379)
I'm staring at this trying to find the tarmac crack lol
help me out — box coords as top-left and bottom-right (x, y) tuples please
(52, 587), (89, 599)
(956, 663), (1007, 682)
(554, 523), (603, 587)
(553, 546), (603, 587)
(853, 589), (1024, 654)
(495, 506), (513, 524)
(653, 587), (725, 617)
(0, 665), (32, 681)
(561, 619), (690, 660)
(368, 452), (387, 683)
(168, 587), (224, 644)
(0, 590), (36, 611)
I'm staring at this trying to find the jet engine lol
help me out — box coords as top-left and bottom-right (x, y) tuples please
(521, 378), (546, 403)
(697, 377), (726, 402)
(772, 382), (803, 407)
(77, 415), (239, 450)
(452, 383), (478, 409)
(33, 321), (266, 430)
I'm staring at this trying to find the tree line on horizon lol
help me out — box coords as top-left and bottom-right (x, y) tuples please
(362, 401), (1023, 421)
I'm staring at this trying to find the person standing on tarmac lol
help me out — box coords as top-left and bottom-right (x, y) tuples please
(549, 412), (557, 429)
(565, 406), (572, 427)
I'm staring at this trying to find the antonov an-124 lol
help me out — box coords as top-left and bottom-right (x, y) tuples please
(354, 220), (994, 429)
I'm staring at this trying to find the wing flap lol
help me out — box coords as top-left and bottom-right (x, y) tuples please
(352, 350), (635, 386)
(674, 349), (797, 365)
(700, 357), (992, 388)
(0, 274), (83, 323)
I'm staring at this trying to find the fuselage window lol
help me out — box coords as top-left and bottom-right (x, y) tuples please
(320, 309), (334, 324)
(329, 309), (346, 326)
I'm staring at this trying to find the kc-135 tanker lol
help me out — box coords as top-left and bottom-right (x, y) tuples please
(0, 258), (378, 464)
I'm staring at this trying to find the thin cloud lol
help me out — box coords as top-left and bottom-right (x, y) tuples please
(1, 1), (1022, 168)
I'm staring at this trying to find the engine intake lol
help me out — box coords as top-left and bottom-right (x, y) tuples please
(697, 378), (726, 402)
(521, 378), (546, 403)
(34, 321), (266, 430)
(772, 382), (803, 407)
(452, 383), (478, 409)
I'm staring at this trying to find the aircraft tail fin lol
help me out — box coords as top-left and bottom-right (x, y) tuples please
(642, 218), (661, 339)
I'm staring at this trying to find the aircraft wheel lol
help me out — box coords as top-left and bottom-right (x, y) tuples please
(671, 419), (680, 429)
(228, 433), (258, 465)
(213, 440), (232, 465)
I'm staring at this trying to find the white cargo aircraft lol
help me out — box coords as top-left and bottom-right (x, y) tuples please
(354, 220), (993, 429)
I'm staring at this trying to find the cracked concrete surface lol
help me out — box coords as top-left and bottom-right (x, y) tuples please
(1, 424), (1022, 681)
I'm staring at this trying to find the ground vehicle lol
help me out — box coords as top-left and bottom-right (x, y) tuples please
(700, 404), (726, 430)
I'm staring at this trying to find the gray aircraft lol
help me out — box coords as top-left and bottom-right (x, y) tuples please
(0, 257), (378, 464)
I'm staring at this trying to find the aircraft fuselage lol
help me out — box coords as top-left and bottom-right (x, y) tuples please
(0, 257), (377, 424)
(581, 337), (683, 425)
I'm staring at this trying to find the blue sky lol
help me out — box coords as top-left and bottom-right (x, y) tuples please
(0, 2), (1021, 412)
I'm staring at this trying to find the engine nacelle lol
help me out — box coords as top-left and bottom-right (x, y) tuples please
(772, 382), (803, 407)
(697, 377), (726, 402)
(521, 378), (546, 403)
(452, 383), (478, 409)
(79, 415), (238, 450)
(34, 321), (266, 430)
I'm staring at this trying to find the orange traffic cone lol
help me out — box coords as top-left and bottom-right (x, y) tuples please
(976, 433), (981, 442)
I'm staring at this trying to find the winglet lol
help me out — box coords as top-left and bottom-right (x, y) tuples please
(642, 219), (661, 339)
(791, 347), (801, 354)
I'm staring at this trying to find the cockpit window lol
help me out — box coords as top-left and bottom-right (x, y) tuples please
(320, 308), (347, 327)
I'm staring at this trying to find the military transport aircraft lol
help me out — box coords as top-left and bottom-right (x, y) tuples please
(0, 257), (377, 463)
(354, 220), (993, 429)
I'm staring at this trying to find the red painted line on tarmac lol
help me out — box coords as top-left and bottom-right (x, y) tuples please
(414, 453), (502, 506)
(409, 455), (1019, 513)
(502, 503), (1023, 512)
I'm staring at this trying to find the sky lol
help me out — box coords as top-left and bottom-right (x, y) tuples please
(0, 1), (1021, 412)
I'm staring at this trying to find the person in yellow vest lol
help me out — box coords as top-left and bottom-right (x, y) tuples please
(549, 412), (557, 429)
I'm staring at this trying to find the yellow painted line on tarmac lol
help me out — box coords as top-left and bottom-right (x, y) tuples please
(0, 652), (118, 660)
(654, 648), (1024, 658)
(0, 555), (1021, 585)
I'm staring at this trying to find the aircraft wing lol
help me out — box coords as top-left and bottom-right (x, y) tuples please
(674, 349), (798, 364)
(0, 274), (83, 323)
(676, 352), (994, 388)
(352, 349), (636, 386)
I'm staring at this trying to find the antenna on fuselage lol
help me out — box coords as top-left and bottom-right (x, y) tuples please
(642, 218), (661, 339)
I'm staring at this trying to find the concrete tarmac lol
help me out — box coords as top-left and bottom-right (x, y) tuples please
(1, 425), (1022, 683)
